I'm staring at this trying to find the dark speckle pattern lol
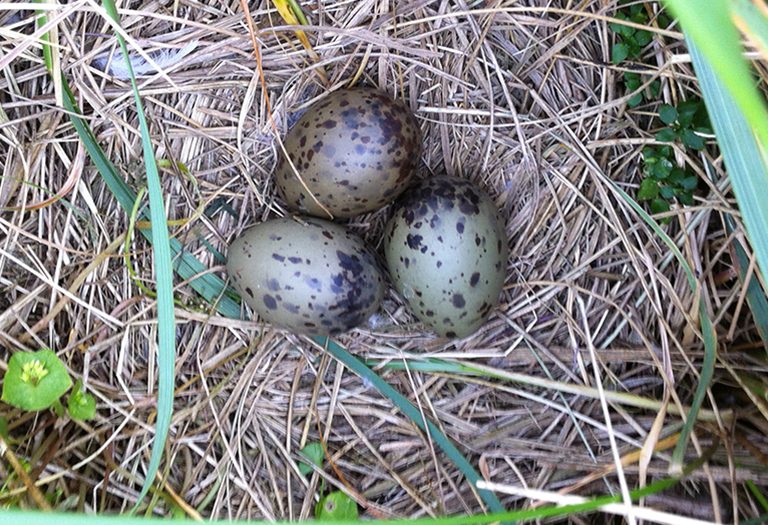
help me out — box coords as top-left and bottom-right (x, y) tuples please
(275, 87), (422, 219)
(383, 176), (509, 338)
(227, 217), (385, 336)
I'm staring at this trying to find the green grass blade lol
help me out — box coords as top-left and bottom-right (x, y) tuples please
(690, 35), (768, 350)
(365, 358), (721, 421)
(742, 515), (768, 525)
(662, 0), (768, 283)
(726, 216), (768, 350)
(58, 81), (240, 317)
(0, 473), (682, 524)
(315, 336), (506, 514)
(747, 480), (768, 513)
(732, 0), (768, 57)
(97, 0), (175, 510)
(602, 161), (717, 474)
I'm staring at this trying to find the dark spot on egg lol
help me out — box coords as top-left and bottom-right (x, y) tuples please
(263, 295), (278, 310)
(406, 234), (423, 250)
(452, 294), (466, 308)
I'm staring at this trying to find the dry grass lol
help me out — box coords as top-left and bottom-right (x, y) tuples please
(1, 0), (767, 522)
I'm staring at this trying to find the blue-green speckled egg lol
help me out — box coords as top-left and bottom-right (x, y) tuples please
(384, 176), (508, 338)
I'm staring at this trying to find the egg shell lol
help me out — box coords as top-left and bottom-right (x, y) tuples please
(227, 217), (385, 336)
(383, 176), (508, 338)
(275, 87), (421, 219)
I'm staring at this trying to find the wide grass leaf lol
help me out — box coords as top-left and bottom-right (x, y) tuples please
(662, 0), (768, 144)
(98, 0), (176, 510)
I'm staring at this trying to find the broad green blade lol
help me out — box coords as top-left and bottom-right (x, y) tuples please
(726, 216), (768, 350)
(662, 0), (768, 144)
(98, 0), (175, 511)
(0, 473), (683, 524)
(732, 0), (768, 58)
(663, 0), (768, 281)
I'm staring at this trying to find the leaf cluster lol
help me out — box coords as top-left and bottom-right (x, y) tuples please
(638, 98), (711, 217)
(1, 349), (96, 421)
(609, 1), (670, 107)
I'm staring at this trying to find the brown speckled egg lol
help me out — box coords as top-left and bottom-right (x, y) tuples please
(383, 176), (508, 338)
(275, 87), (421, 219)
(226, 217), (385, 336)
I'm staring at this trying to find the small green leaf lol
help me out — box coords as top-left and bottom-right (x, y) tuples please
(610, 13), (636, 38)
(677, 191), (695, 206)
(612, 42), (629, 64)
(650, 198), (671, 215)
(629, 4), (648, 20)
(637, 178), (660, 201)
(628, 93), (643, 108)
(1, 349), (72, 411)
(659, 185), (676, 200)
(677, 101), (699, 127)
(626, 40), (644, 59)
(634, 29), (653, 47)
(682, 129), (705, 150)
(659, 104), (679, 125)
(315, 491), (358, 521)
(624, 71), (641, 84)
(0, 417), (8, 439)
(67, 380), (96, 420)
(668, 167), (686, 184)
(648, 80), (661, 98)
(650, 158), (674, 179)
(642, 147), (659, 162)
(680, 175), (699, 191)
(655, 128), (679, 142)
(298, 442), (324, 477)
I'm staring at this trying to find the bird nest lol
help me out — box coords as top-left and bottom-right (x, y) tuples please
(0, 0), (766, 522)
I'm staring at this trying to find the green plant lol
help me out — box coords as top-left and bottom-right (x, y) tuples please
(1, 349), (95, 420)
(655, 99), (711, 149)
(637, 98), (710, 217)
(297, 441), (359, 521)
(622, 72), (660, 108)
(315, 492), (358, 521)
(298, 442), (324, 477)
(610, 1), (670, 107)
(610, 4), (654, 63)
(637, 146), (698, 215)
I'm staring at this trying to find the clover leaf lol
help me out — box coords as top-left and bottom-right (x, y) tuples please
(67, 380), (97, 420)
(2, 349), (72, 411)
(315, 491), (358, 521)
(298, 442), (324, 477)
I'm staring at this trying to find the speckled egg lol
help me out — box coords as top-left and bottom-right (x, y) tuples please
(275, 87), (421, 219)
(383, 176), (508, 338)
(226, 217), (385, 336)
